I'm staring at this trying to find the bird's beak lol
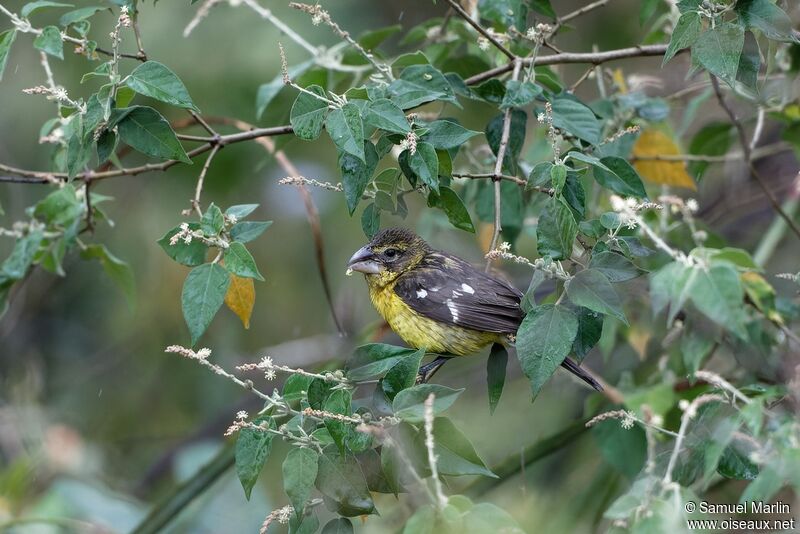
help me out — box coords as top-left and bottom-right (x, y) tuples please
(347, 246), (383, 275)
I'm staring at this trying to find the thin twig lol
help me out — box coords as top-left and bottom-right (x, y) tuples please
(192, 144), (221, 216)
(445, 0), (514, 60)
(132, 10), (147, 61)
(710, 75), (800, 241)
(559, 0), (610, 25)
(423, 394), (447, 509)
(243, 0), (318, 56)
(486, 59), (523, 269)
(189, 109), (218, 137)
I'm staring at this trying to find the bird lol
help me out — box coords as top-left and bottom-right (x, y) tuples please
(346, 227), (602, 390)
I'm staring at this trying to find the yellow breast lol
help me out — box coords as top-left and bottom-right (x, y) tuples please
(366, 278), (499, 356)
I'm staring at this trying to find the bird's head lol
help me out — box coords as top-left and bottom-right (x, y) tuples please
(347, 227), (430, 285)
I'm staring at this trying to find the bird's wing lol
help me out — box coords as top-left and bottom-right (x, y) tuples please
(393, 252), (524, 333)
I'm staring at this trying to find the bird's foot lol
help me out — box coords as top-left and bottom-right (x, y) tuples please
(415, 355), (452, 384)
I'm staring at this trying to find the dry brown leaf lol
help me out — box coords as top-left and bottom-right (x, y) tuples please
(632, 129), (697, 190)
(225, 274), (255, 329)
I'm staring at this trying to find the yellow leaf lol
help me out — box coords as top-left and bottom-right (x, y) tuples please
(632, 129), (696, 190)
(225, 274), (255, 329)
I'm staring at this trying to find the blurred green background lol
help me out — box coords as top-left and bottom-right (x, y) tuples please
(0, 1), (798, 532)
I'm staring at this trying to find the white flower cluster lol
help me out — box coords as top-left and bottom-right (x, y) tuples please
(399, 131), (418, 155)
(278, 176), (343, 192)
(165, 345), (212, 360)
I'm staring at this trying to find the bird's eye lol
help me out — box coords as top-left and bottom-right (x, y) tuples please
(384, 248), (399, 259)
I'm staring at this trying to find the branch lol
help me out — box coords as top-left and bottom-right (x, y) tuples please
(464, 44), (671, 85)
(444, 0), (515, 60)
(486, 59), (523, 269)
(710, 75), (800, 241)
(0, 125), (294, 184)
(465, 419), (589, 496)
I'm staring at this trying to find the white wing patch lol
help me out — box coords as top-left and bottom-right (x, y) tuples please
(446, 298), (459, 321)
(461, 283), (475, 294)
(416, 289), (428, 298)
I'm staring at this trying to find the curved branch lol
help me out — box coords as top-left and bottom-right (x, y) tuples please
(0, 125), (294, 184)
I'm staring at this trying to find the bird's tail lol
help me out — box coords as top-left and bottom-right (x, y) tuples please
(560, 357), (603, 391)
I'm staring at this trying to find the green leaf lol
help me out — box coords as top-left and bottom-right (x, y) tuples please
(485, 109), (527, 175)
(33, 26), (64, 59)
(593, 156), (647, 198)
(572, 307), (603, 362)
(158, 223), (207, 266)
(529, 0), (555, 18)
(21, 1), (73, 18)
(736, 0), (797, 42)
(550, 164), (567, 194)
(230, 221), (272, 243)
(717, 444), (759, 480)
(422, 119), (480, 149)
(290, 85), (329, 140)
(528, 161), (554, 188)
(364, 98), (410, 134)
(592, 419), (647, 478)
(34, 183), (82, 225)
(326, 103), (365, 162)
(687, 263), (745, 333)
(125, 61), (197, 110)
(388, 64), (456, 109)
(96, 130), (117, 163)
(392, 384), (463, 422)
(381, 349), (424, 400)
(201, 203), (224, 234)
(0, 30), (17, 80)
(340, 141), (379, 215)
(536, 197), (577, 260)
(361, 203), (380, 238)
(736, 31), (760, 91)
(550, 96), (601, 145)
(428, 186), (475, 232)
(426, 417), (496, 477)
(1, 231), (44, 281)
(407, 142), (439, 192)
(324, 389), (352, 453)
(225, 204), (259, 219)
(181, 263), (230, 345)
(315, 450), (375, 517)
(515, 304), (578, 399)
(566, 268), (627, 324)
(113, 106), (191, 163)
(283, 374), (313, 402)
(692, 23), (745, 87)
(80, 244), (135, 309)
(256, 59), (313, 119)
(223, 242), (264, 281)
(681, 327), (715, 376)
(235, 415), (275, 500)
(321, 518), (353, 534)
(486, 343), (507, 414)
(289, 512), (320, 534)
(589, 251), (645, 282)
(663, 12), (701, 65)
(346, 343), (423, 380)
(501, 80), (542, 109)
(59, 6), (105, 27)
(688, 123), (733, 179)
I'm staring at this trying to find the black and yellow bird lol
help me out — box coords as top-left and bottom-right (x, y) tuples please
(347, 227), (602, 390)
